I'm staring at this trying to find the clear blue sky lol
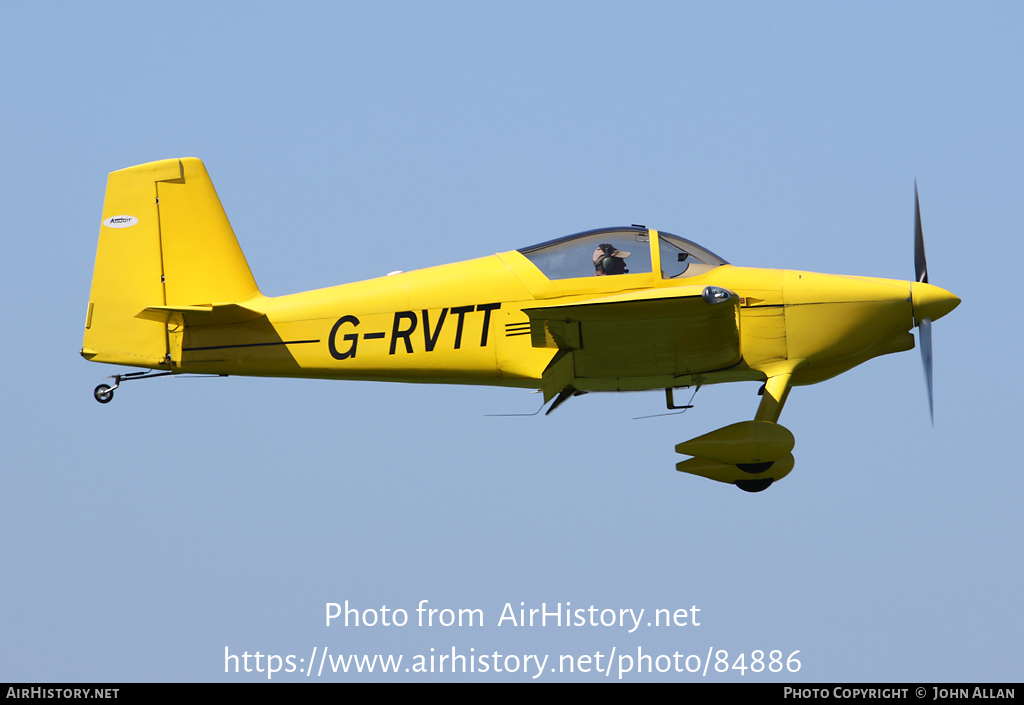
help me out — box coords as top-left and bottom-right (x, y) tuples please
(1, 1), (1021, 682)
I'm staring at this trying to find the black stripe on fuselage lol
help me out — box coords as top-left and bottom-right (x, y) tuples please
(182, 339), (320, 352)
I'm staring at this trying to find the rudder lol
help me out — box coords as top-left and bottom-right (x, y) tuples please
(82, 158), (261, 368)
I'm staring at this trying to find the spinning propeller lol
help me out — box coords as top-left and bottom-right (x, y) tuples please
(911, 182), (960, 424)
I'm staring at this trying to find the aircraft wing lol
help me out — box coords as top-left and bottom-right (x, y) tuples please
(522, 285), (741, 388)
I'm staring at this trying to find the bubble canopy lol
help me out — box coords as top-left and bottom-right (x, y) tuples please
(517, 227), (728, 281)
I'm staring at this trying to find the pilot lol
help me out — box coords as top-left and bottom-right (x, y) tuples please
(593, 244), (630, 276)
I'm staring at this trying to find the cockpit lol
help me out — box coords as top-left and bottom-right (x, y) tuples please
(517, 226), (727, 280)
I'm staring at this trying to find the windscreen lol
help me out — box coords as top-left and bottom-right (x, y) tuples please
(658, 232), (728, 279)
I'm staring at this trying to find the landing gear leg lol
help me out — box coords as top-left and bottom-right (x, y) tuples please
(90, 370), (176, 404)
(754, 371), (793, 422)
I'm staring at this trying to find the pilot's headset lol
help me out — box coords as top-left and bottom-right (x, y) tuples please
(597, 243), (629, 274)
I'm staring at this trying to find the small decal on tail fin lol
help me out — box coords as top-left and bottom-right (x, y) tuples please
(102, 215), (139, 228)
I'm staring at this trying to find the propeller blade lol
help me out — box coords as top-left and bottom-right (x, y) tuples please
(919, 317), (934, 425)
(914, 181), (928, 284)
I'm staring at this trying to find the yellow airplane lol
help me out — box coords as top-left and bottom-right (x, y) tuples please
(82, 158), (959, 492)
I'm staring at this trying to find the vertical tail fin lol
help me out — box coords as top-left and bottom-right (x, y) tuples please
(82, 158), (261, 368)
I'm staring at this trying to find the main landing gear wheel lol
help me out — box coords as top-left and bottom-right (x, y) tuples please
(735, 478), (773, 493)
(94, 384), (114, 404)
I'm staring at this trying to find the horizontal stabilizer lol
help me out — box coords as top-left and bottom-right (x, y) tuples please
(136, 302), (266, 327)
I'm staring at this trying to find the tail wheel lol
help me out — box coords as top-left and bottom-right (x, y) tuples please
(94, 384), (114, 404)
